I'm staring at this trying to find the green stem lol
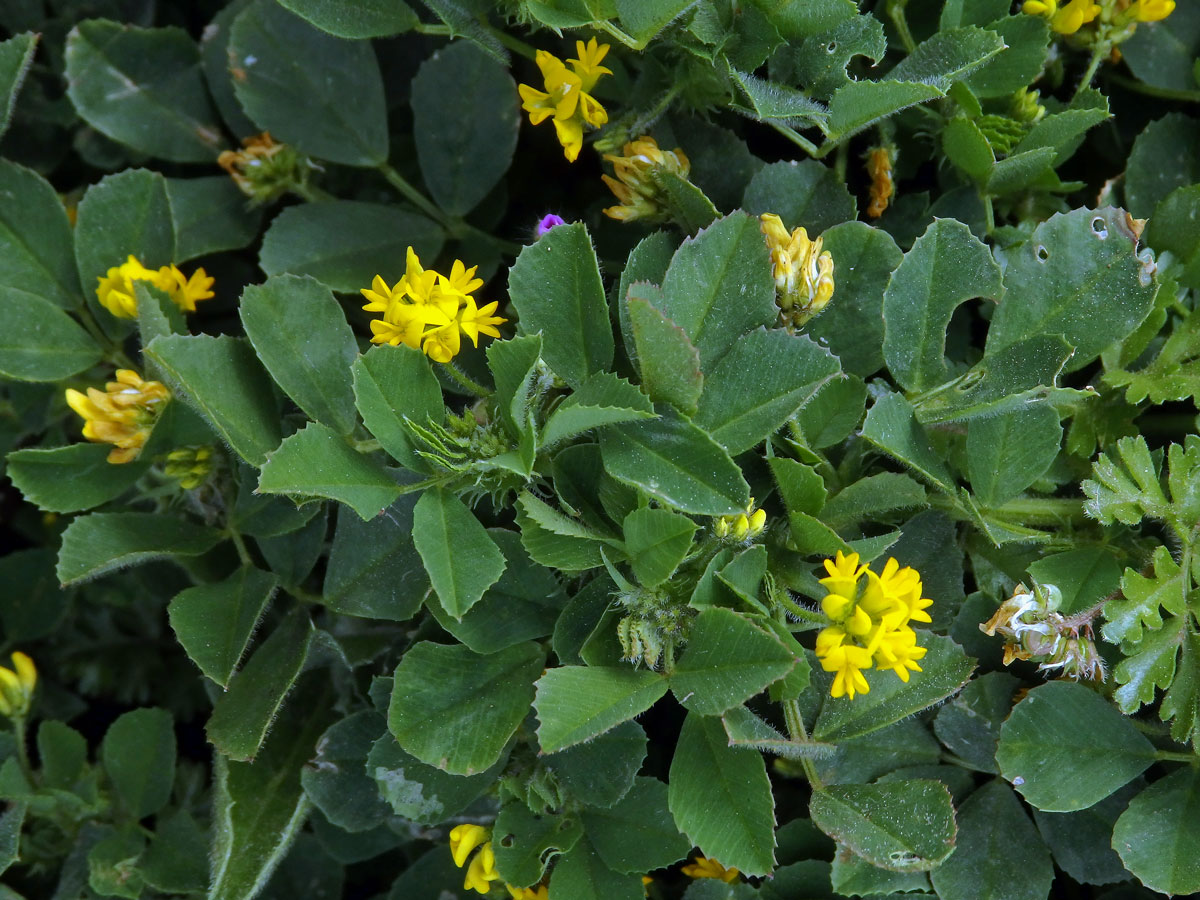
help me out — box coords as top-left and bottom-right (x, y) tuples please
(378, 163), (452, 227)
(769, 122), (820, 158)
(782, 699), (824, 789)
(1155, 750), (1199, 763)
(414, 22), (536, 60)
(887, 0), (917, 53)
(354, 438), (382, 454)
(440, 362), (491, 398)
(13, 717), (34, 787)
(226, 526), (252, 567)
(596, 19), (646, 51)
(833, 142), (849, 185)
(1073, 45), (1107, 101)
(1106, 73), (1200, 103)
(289, 182), (335, 203)
(983, 193), (996, 235)
(77, 303), (136, 370)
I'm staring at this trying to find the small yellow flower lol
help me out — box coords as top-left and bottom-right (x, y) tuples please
(506, 884), (549, 900)
(714, 499), (767, 542)
(819, 642), (875, 699)
(759, 214), (835, 329)
(0, 653), (37, 719)
(96, 255), (213, 318)
(449, 824), (490, 868)
(1022, 0), (1101, 34)
(463, 842), (500, 894)
(361, 248), (505, 362)
(518, 41), (611, 162)
(1127, 0), (1174, 21)
(602, 136), (692, 224)
(681, 855), (740, 883)
(65, 369), (171, 464)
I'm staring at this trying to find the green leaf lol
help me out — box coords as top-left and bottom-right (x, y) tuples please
(259, 201), (443, 294)
(1121, 2), (1200, 92)
(668, 712), (776, 876)
(657, 212), (777, 369)
(810, 780), (956, 871)
(695, 328), (840, 454)
(487, 333), (542, 444)
(1083, 435), (1170, 529)
(793, 14), (887, 99)
(929, 780), (1053, 900)
(670, 608), (796, 716)
(942, 116), (994, 181)
(56, 511), (222, 585)
(88, 826), (145, 899)
(625, 287), (703, 415)
(623, 507), (697, 588)
(544, 720), (646, 808)
(618, 231), (677, 364)
(168, 565), (278, 688)
(1013, 105), (1110, 167)
(655, 168), (721, 234)
(6, 443), (148, 514)
(882, 218), (1002, 392)
(1113, 764), (1200, 895)
(411, 488), (506, 619)
(861, 393), (956, 492)
(493, 803), (584, 888)
(0, 32), (36, 141)
(301, 712), (391, 833)
(721, 706), (833, 760)
(549, 836), (644, 900)
(985, 208), (1158, 370)
(74, 167), (175, 297)
(967, 15), (1050, 98)
(793, 374), (867, 450)
(352, 345), (444, 472)
(932, 672), (1018, 774)
(1112, 620), (1184, 715)
(145, 333), (281, 466)
(101, 708), (176, 819)
(166, 176), (263, 263)
(206, 609), (314, 761)
(0, 800), (23, 878)
(966, 405), (1062, 506)
(509, 222), (612, 388)
(0, 159), (80, 309)
(323, 498), (426, 621)
(888, 26), (1005, 87)
(1025, 547), (1121, 616)
(600, 408), (750, 516)
(582, 776), (691, 874)
(534, 666), (668, 754)
(65, 20), (225, 162)
(0, 293), (101, 381)
(821, 473), (927, 530)
(826, 80), (944, 141)
(615, 0), (696, 42)
(1106, 546), (1188, 646)
(257, 422), (402, 520)
(38, 721), (87, 790)
(1126, 114), (1200, 218)
(209, 688), (331, 900)
(516, 491), (618, 571)
(368, 733), (499, 825)
(411, 41), (518, 216)
(276, 0), (418, 37)
(1032, 782), (1141, 888)
(805, 221), (904, 377)
(727, 69), (828, 126)
(741, 160), (856, 235)
(140, 811), (208, 895)
(389, 641), (543, 774)
(813, 635), (976, 742)
(541, 372), (656, 449)
(239, 275), (359, 435)
(996, 681), (1155, 812)
(230, 0), (388, 166)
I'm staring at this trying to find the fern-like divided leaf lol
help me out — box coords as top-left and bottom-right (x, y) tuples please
(1083, 435), (1200, 537)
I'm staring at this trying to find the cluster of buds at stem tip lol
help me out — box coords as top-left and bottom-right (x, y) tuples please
(164, 446), (216, 489)
(0, 653), (37, 720)
(217, 132), (315, 205)
(602, 135), (692, 224)
(759, 213), (835, 330)
(981, 582), (1106, 682)
(714, 499), (767, 542)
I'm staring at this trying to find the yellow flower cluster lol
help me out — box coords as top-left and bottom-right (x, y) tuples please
(759, 213), (835, 329)
(865, 146), (895, 219)
(714, 498), (767, 542)
(361, 248), (505, 363)
(96, 255), (214, 319)
(65, 369), (171, 464)
(0, 653), (36, 720)
(681, 855), (740, 883)
(602, 135), (691, 223)
(448, 825), (548, 898)
(815, 552), (933, 700)
(1022, 0), (1172, 34)
(518, 39), (611, 162)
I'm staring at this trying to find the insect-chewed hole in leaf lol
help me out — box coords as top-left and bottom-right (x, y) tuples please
(1035, 244), (1049, 262)
(1090, 216), (1109, 239)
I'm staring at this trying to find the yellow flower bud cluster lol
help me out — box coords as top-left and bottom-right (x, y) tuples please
(164, 446), (215, 489)
(681, 855), (740, 883)
(65, 369), (170, 464)
(96, 255), (214, 319)
(759, 213), (835, 330)
(981, 582), (1106, 681)
(217, 131), (311, 205)
(815, 552), (933, 700)
(714, 499), (767, 542)
(448, 825), (549, 898)
(601, 135), (691, 224)
(518, 39), (611, 162)
(361, 247), (505, 363)
(865, 146), (895, 219)
(0, 653), (37, 719)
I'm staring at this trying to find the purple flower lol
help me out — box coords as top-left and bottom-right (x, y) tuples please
(536, 214), (566, 237)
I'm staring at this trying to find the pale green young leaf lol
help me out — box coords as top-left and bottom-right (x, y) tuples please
(668, 712), (776, 876)
(1103, 546), (1186, 646)
(534, 666), (668, 753)
(1082, 435), (1168, 527)
(388, 641), (543, 774)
